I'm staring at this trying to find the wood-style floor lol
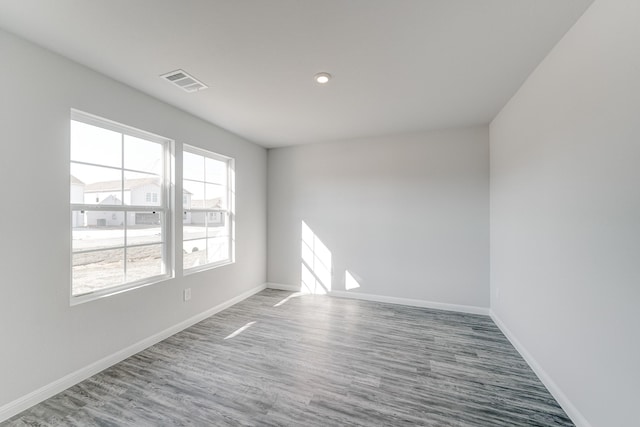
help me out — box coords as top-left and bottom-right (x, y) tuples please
(4, 289), (573, 426)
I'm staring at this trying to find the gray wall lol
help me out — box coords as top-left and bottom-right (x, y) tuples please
(268, 127), (489, 308)
(490, 0), (640, 425)
(0, 29), (267, 408)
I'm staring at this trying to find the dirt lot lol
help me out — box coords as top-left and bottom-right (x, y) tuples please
(72, 226), (228, 296)
(72, 245), (163, 295)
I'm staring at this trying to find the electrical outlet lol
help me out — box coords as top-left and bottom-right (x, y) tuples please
(183, 288), (191, 302)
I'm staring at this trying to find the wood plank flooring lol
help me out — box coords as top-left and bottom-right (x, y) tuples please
(3, 289), (573, 426)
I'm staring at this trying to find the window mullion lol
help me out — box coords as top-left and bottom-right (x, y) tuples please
(162, 139), (169, 275)
(121, 132), (128, 282)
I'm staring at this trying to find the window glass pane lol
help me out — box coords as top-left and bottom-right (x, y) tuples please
(183, 239), (207, 269)
(72, 249), (124, 296)
(124, 171), (161, 206)
(205, 184), (226, 209)
(206, 212), (228, 237)
(183, 151), (204, 181)
(126, 244), (163, 282)
(207, 237), (229, 264)
(71, 111), (170, 300)
(184, 180), (205, 208)
(184, 220), (207, 241)
(205, 157), (227, 185)
(71, 120), (121, 168)
(72, 211), (124, 251)
(71, 163), (122, 205)
(183, 146), (233, 272)
(124, 135), (162, 174)
(127, 212), (162, 246)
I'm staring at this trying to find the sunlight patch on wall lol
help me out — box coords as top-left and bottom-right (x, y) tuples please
(301, 221), (332, 294)
(345, 270), (361, 290)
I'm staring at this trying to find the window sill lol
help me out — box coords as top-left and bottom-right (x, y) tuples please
(183, 260), (234, 276)
(70, 273), (173, 306)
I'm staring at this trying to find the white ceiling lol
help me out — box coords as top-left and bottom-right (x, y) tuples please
(0, 0), (594, 148)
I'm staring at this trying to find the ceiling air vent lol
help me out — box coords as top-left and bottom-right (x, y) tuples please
(160, 69), (208, 93)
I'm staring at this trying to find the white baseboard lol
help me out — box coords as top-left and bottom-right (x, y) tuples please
(0, 283), (267, 423)
(489, 310), (592, 427)
(329, 290), (489, 316)
(265, 282), (301, 292)
(265, 284), (488, 316)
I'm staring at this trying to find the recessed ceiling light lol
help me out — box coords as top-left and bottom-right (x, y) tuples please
(314, 72), (332, 84)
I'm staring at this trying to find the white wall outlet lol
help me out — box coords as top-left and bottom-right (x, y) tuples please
(183, 288), (191, 302)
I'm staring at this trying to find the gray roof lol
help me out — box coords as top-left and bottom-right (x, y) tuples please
(70, 175), (85, 185)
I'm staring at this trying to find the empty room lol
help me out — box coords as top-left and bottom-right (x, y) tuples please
(0, 0), (637, 426)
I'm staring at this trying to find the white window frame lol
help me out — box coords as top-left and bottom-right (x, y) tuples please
(183, 144), (235, 274)
(70, 109), (173, 304)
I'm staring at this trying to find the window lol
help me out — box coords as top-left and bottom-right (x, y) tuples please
(183, 145), (234, 271)
(70, 110), (172, 302)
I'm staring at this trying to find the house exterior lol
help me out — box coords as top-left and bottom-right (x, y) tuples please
(83, 177), (160, 207)
(79, 178), (165, 227)
(189, 199), (225, 226)
(70, 175), (85, 227)
(72, 176), (225, 227)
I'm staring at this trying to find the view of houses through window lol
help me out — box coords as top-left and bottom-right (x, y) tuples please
(70, 110), (170, 300)
(69, 111), (235, 302)
(183, 146), (234, 271)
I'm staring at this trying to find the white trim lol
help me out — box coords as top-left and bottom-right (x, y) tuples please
(490, 310), (592, 427)
(71, 108), (171, 145)
(183, 143), (232, 163)
(0, 283), (267, 423)
(183, 260), (235, 276)
(69, 109), (174, 306)
(181, 144), (234, 272)
(329, 290), (489, 315)
(264, 284), (489, 315)
(70, 274), (172, 306)
(265, 282), (301, 292)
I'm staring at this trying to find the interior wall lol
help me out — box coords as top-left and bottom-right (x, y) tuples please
(268, 127), (489, 309)
(490, 0), (640, 425)
(0, 29), (267, 409)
